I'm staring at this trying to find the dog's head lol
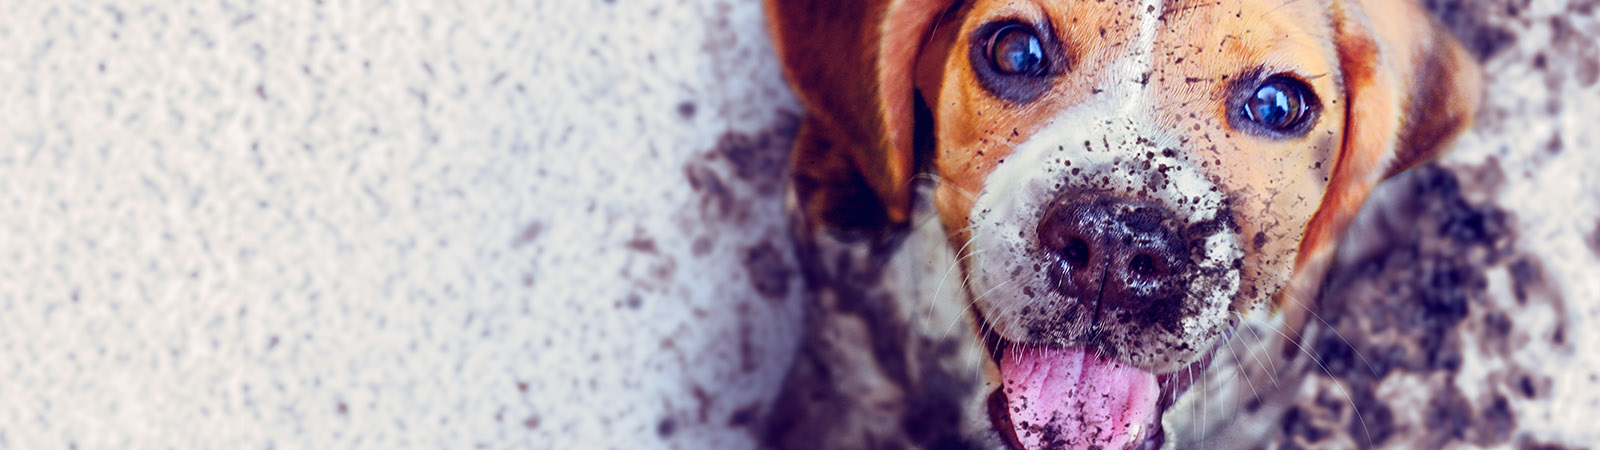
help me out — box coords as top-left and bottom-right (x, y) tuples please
(769, 0), (1480, 448)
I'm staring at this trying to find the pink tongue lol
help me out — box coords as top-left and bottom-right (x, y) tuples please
(1000, 346), (1159, 450)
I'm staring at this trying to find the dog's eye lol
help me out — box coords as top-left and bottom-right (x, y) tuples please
(970, 21), (1058, 103)
(1242, 77), (1313, 131)
(989, 25), (1045, 76)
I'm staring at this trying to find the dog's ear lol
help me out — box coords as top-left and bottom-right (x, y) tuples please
(767, 0), (958, 235)
(1296, 0), (1482, 267)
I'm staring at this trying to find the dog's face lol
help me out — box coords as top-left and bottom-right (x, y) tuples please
(769, 0), (1480, 448)
(932, 0), (1341, 374)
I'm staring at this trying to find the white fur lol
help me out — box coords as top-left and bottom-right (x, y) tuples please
(967, 94), (1243, 368)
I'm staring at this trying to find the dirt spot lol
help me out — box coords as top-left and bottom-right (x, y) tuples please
(618, 293), (643, 310)
(657, 417), (677, 437)
(524, 415), (541, 430)
(1425, 389), (1473, 443)
(693, 384), (718, 423)
(711, 113), (799, 196)
(1480, 311), (1514, 355)
(675, 119), (797, 242)
(1476, 394), (1516, 446)
(728, 402), (761, 427)
(1576, 56), (1599, 88)
(1590, 220), (1600, 257)
(684, 162), (734, 218)
(691, 236), (714, 257)
(1509, 257), (1545, 305)
(743, 242), (793, 300)
(715, 130), (785, 182)
(1572, 0), (1600, 16)
(512, 221), (544, 248)
(651, 257), (678, 282)
(1281, 405), (1330, 444)
(626, 234), (659, 253)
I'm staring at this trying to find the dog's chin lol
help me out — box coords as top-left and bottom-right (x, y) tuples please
(978, 321), (1227, 450)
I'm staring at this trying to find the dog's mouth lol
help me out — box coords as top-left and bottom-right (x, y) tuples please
(979, 321), (1223, 450)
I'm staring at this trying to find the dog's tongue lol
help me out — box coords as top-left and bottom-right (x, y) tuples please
(1000, 346), (1159, 450)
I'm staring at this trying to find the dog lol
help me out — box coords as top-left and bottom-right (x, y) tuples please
(762, 0), (1482, 448)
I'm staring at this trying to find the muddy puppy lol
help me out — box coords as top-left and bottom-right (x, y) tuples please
(764, 0), (1482, 449)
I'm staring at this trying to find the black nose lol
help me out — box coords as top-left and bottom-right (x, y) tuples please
(1037, 197), (1189, 310)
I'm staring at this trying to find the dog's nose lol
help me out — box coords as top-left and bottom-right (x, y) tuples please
(1037, 198), (1188, 310)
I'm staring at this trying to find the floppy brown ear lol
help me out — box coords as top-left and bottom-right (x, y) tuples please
(766, 0), (957, 235)
(1296, 0), (1483, 267)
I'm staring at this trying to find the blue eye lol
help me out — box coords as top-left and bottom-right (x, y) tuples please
(990, 25), (1045, 76)
(1243, 78), (1312, 131)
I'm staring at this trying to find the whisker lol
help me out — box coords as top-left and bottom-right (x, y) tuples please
(1187, 363), (1200, 448)
(941, 278), (1017, 340)
(1275, 292), (1382, 378)
(911, 172), (979, 204)
(1254, 317), (1374, 445)
(1221, 319), (1265, 408)
(977, 286), (1037, 345)
(924, 239), (983, 321)
(1235, 312), (1282, 388)
(1202, 351), (1209, 450)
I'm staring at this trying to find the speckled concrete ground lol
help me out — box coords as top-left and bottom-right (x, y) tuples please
(1, 1), (1596, 450)
(2, 1), (801, 449)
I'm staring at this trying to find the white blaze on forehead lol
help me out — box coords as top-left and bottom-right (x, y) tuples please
(1097, 0), (1165, 116)
(1128, 0), (1165, 95)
